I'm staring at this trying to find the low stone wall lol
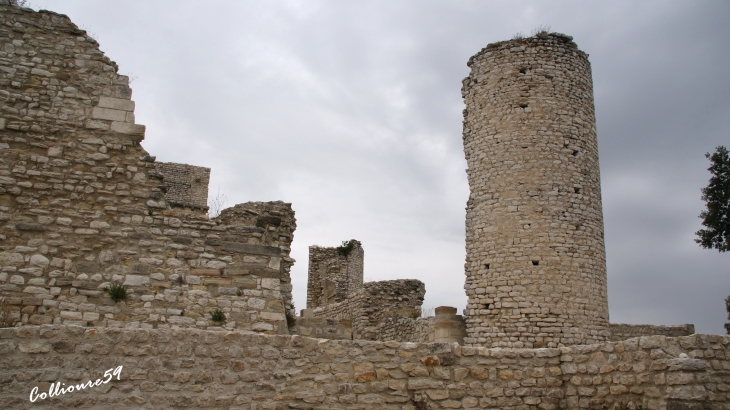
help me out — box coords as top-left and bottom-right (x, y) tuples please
(0, 325), (728, 409)
(610, 323), (696, 341)
(290, 316), (352, 340)
(312, 279), (425, 340)
(371, 316), (434, 343)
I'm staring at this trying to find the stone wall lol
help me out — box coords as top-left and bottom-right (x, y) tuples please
(307, 240), (363, 309)
(290, 316), (352, 340)
(610, 324), (696, 342)
(0, 5), (296, 334)
(154, 162), (210, 212)
(373, 316), (435, 343)
(312, 279), (426, 340)
(1, 325), (728, 409)
(461, 33), (609, 348)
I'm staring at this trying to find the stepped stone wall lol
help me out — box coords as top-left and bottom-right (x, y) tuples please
(461, 33), (609, 348)
(312, 279), (426, 340)
(307, 240), (364, 309)
(154, 162), (210, 212)
(0, 4), (296, 334)
(1, 325), (728, 410)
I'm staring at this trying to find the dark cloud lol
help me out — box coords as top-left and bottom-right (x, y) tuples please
(32, 0), (729, 333)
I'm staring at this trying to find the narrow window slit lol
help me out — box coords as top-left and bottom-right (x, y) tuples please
(532, 260), (539, 266)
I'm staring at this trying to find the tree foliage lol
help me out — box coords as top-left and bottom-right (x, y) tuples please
(725, 296), (730, 335)
(695, 146), (730, 252)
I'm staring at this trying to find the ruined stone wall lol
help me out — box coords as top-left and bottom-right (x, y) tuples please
(154, 162), (210, 211)
(1, 325), (728, 409)
(290, 316), (352, 340)
(461, 33), (609, 348)
(312, 279), (426, 340)
(0, 5), (295, 334)
(306, 240), (363, 309)
(610, 324), (696, 342)
(373, 316), (435, 343)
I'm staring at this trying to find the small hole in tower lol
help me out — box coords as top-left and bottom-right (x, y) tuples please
(485, 263), (490, 269)
(572, 149), (579, 156)
(483, 303), (492, 310)
(532, 260), (539, 266)
(519, 67), (526, 74)
(574, 187), (581, 194)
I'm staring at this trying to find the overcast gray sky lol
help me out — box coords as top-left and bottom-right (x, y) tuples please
(29, 0), (729, 334)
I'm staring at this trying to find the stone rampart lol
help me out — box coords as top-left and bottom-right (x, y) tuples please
(0, 5), (296, 334)
(154, 162), (210, 212)
(307, 240), (364, 309)
(610, 324), (696, 342)
(313, 279), (425, 340)
(1, 325), (728, 409)
(461, 33), (609, 348)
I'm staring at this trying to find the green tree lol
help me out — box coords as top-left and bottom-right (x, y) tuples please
(725, 296), (730, 335)
(695, 146), (729, 252)
(695, 146), (730, 334)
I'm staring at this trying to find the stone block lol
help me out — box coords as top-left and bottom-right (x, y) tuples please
(124, 275), (150, 287)
(110, 121), (145, 136)
(98, 96), (135, 111)
(220, 242), (281, 256)
(91, 107), (127, 122)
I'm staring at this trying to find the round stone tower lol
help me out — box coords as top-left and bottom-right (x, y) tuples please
(461, 33), (609, 348)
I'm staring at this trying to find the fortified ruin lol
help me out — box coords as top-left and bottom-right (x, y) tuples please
(0, 4), (728, 410)
(461, 32), (609, 348)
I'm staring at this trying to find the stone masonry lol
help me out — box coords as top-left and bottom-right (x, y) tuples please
(307, 240), (364, 309)
(1, 326), (728, 409)
(1, 3), (726, 409)
(461, 33), (610, 348)
(0, 5), (296, 334)
(154, 161), (210, 212)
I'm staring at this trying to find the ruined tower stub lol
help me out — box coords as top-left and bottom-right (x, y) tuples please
(461, 33), (609, 347)
(307, 240), (364, 309)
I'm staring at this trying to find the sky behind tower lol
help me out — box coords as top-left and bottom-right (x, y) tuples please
(27, 0), (730, 334)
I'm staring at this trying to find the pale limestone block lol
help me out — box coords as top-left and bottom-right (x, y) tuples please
(74, 228), (99, 235)
(111, 121), (145, 135)
(251, 322), (274, 331)
(259, 312), (285, 321)
(268, 257), (281, 270)
(47, 146), (63, 157)
(91, 107), (127, 122)
(30, 68), (54, 77)
(0, 118), (5, 130)
(247, 298), (266, 310)
(9, 275), (24, 285)
(85, 119), (110, 130)
(125, 112), (135, 123)
(260, 278), (280, 290)
(83, 312), (100, 321)
(98, 96), (135, 111)
(0, 272), (6, 282)
(186, 275), (201, 285)
(60, 311), (83, 320)
(89, 221), (110, 229)
(29, 254), (49, 268)
(124, 274), (150, 287)
(55, 217), (72, 226)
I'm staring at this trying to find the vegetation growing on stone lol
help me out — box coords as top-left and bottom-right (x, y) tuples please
(336, 240), (356, 257)
(210, 308), (225, 323)
(286, 303), (297, 329)
(104, 282), (127, 303)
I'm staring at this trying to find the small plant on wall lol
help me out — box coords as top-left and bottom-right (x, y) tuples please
(210, 308), (225, 323)
(104, 282), (127, 303)
(336, 240), (355, 257)
(286, 303), (297, 329)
